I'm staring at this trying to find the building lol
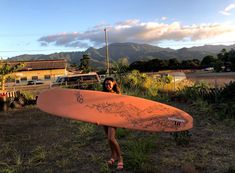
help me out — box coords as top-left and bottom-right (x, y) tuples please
(8, 59), (67, 83)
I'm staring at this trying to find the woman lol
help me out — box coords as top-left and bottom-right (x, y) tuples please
(102, 77), (124, 170)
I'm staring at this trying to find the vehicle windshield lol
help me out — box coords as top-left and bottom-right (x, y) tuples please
(56, 77), (62, 83)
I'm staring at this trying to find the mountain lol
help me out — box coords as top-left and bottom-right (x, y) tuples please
(8, 42), (235, 68)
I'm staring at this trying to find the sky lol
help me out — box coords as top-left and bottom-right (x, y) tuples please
(1, 0), (235, 58)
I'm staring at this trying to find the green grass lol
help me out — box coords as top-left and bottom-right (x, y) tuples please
(120, 133), (159, 172)
(29, 146), (47, 166)
(0, 99), (234, 172)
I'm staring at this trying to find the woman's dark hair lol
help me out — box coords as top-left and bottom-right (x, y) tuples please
(102, 77), (120, 94)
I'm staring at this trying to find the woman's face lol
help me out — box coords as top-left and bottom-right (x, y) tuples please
(105, 80), (114, 91)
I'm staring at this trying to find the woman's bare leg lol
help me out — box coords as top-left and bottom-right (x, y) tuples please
(108, 127), (123, 163)
(104, 126), (117, 160)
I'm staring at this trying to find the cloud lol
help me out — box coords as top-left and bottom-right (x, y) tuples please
(38, 32), (79, 46)
(220, 3), (235, 15)
(38, 19), (235, 48)
(161, 16), (167, 20)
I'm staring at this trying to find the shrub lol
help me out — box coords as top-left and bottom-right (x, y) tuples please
(18, 91), (36, 105)
(122, 70), (159, 97)
(219, 81), (235, 102)
(174, 81), (235, 120)
(161, 75), (173, 84)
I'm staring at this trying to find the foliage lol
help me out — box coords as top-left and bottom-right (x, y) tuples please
(79, 54), (91, 73)
(168, 58), (180, 69)
(129, 58), (202, 72)
(128, 48), (235, 72)
(112, 57), (129, 73)
(219, 81), (235, 102)
(116, 128), (130, 139)
(213, 59), (224, 72)
(0, 62), (24, 91)
(0, 62), (23, 75)
(160, 75), (173, 84)
(177, 81), (210, 101)
(175, 81), (235, 119)
(214, 48), (235, 72)
(201, 55), (217, 68)
(213, 81), (235, 119)
(111, 57), (129, 85)
(213, 103), (235, 120)
(19, 91), (36, 104)
(123, 137), (157, 172)
(122, 70), (159, 97)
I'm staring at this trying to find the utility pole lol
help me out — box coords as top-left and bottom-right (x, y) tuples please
(104, 28), (110, 76)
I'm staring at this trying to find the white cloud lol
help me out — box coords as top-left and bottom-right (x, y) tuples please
(161, 16), (167, 20)
(219, 3), (235, 15)
(38, 19), (235, 48)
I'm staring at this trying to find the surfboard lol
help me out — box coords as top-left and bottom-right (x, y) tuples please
(37, 88), (193, 132)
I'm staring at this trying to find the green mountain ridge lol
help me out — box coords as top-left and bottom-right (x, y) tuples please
(8, 42), (235, 68)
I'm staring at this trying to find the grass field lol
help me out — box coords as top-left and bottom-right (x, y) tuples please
(0, 102), (234, 173)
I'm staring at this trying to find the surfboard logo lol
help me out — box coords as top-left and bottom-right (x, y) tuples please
(167, 117), (185, 127)
(75, 91), (84, 104)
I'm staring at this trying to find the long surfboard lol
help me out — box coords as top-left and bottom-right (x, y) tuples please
(37, 88), (193, 132)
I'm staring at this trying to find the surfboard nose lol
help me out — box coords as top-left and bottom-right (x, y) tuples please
(181, 112), (193, 131)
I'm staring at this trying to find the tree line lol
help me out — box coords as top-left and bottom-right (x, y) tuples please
(201, 48), (235, 72)
(129, 48), (235, 72)
(77, 48), (235, 73)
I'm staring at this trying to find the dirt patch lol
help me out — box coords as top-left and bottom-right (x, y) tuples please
(186, 72), (235, 87)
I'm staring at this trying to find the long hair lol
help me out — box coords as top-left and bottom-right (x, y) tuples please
(102, 77), (120, 94)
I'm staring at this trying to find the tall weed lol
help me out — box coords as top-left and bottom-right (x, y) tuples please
(123, 136), (157, 172)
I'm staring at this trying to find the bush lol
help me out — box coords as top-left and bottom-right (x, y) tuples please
(177, 82), (210, 101)
(161, 75), (173, 84)
(219, 81), (235, 102)
(174, 81), (235, 120)
(122, 70), (159, 97)
(18, 91), (36, 105)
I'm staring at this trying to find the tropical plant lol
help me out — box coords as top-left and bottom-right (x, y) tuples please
(79, 54), (91, 73)
(122, 70), (159, 97)
(111, 57), (129, 85)
(0, 61), (24, 92)
(177, 81), (210, 101)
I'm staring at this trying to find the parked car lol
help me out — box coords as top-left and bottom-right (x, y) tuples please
(51, 72), (100, 88)
(204, 67), (214, 71)
(27, 80), (44, 85)
(99, 74), (106, 82)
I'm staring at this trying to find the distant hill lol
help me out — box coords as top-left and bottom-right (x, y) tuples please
(8, 42), (235, 68)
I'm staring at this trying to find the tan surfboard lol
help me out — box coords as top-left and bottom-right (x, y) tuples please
(37, 88), (193, 132)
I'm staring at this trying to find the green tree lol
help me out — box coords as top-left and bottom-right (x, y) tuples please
(146, 58), (166, 71)
(181, 60), (195, 69)
(0, 62), (24, 92)
(228, 49), (235, 71)
(168, 58), (180, 69)
(129, 61), (148, 72)
(213, 59), (224, 72)
(201, 55), (217, 67)
(218, 48), (229, 61)
(79, 54), (91, 73)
